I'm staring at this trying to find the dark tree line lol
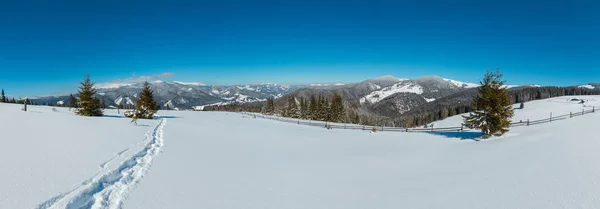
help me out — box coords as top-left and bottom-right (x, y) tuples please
(261, 93), (347, 123)
(0, 89), (19, 104)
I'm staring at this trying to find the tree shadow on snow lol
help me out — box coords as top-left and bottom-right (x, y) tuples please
(428, 132), (483, 141)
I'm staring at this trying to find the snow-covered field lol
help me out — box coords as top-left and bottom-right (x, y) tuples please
(2, 95), (600, 209)
(431, 95), (599, 127)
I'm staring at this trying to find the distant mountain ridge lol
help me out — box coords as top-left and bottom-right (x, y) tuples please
(31, 81), (298, 110)
(29, 76), (598, 115)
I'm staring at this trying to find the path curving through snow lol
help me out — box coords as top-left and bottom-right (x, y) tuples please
(36, 119), (167, 209)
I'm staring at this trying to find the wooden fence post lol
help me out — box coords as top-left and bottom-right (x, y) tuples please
(570, 112), (572, 118)
(381, 125), (384, 132)
(527, 119), (529, 126)
(550, 112), (552, 122)
(461, 123), (464, 132)
(583, 109), (585, 115)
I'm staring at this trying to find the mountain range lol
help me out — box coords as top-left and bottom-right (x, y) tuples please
(30, 76), (599, 116)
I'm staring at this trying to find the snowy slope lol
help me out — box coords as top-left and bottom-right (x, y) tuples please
(429, 95), (599, 127)
(125, 109), (600, 209)
(0, 104), (163, 209)
(4, 95), (600, 209)
(360, 82), (424, 104)
(442, 78), (479, 88)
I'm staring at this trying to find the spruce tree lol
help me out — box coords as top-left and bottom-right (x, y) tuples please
(134, 81), (159, 119)
(329, 93), (345, 123)
(68, 94), (78, 109)
(284, 96), (299, 118)
(299, 97), (308, 119)
(1, 89), (5, 103)
(464, 70), (514, 136)
(76, 75), (103, 116)
(308, 95), (318, 120)
(263, 98), (275, 115)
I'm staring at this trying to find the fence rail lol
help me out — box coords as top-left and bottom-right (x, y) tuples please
(241, 106), (596, 133)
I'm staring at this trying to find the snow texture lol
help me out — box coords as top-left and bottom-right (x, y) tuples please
(2, 95), (600, 209)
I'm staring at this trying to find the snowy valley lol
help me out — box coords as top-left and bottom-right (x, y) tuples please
(2, 95), (600, 209)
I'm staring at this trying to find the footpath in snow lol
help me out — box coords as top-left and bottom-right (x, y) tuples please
(2, 95), (600, 209)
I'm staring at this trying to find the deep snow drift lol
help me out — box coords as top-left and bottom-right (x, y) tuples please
(1, 95), (600, 209)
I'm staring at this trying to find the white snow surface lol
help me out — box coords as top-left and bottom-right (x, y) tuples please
(430, 95), (599, 128)
(442, 78), (480, 88)
(3, 95), (600, 209)
(579, 84), (595, 89)
(360, 82), (423, 104)
(172, 81), (206, 86)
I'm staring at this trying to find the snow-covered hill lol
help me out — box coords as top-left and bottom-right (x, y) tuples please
(3, 95), (600, 208)
(429, 95), (599, 127)
(360, 76), (477, 105)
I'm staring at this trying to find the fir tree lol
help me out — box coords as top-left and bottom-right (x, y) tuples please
(299, 97), (308, 119)
(76, 75), (104, 116)
(68, 94), (78, 109)
(263, 98), (275, 114)
(100, 96), (106, 109)
(464, 70), (514, 136)
(329, 93), (345, 122)
(1, 89), (5, 103)
(134, 81), (159, 119)
(283, 96), (299, 118)
(308, 95), (318, 120)
(317, 95), (329, 121)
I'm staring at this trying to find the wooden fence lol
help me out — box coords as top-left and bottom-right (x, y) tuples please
(241, 106), (596, 133)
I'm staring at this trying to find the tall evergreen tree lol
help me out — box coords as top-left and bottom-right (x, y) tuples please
(329, 93), (345, 122)
(133, 81), (159, 119)
(464, 70), (514, 136)
(299, 97), (308, 119)
(263, 98), (275, 114)
(76, 75), (103, 116)
(317, 95), (330, 121)
(68, 94), (78, 109)
(308, 95), (318, 120)
(1, 89), (5, 103)
(283, 96), (299, 118)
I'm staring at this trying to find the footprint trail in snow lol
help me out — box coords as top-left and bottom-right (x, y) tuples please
(36, 119), (167, 209)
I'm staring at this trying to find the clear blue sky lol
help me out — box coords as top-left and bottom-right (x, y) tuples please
(0, 0), (598, 96)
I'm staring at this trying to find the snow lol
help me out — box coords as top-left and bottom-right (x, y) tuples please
(96, 83), (133, 89)
(172, 81), (206, 86)
(236, 85), (256, 91)
(114, 97), (123, 105)
(360, 82), (424, 104)
(430, 95), (599, 127)
(56, 101), (64, 105)
(0, 104), (158, 209)
(164, 100), (173, 107)
(423, 97), (436, 102)
(579, 84), (595, 89)
(4, 95), (600, 209)
(125, 97), (134, 105)
(442, 78), (479, 88)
